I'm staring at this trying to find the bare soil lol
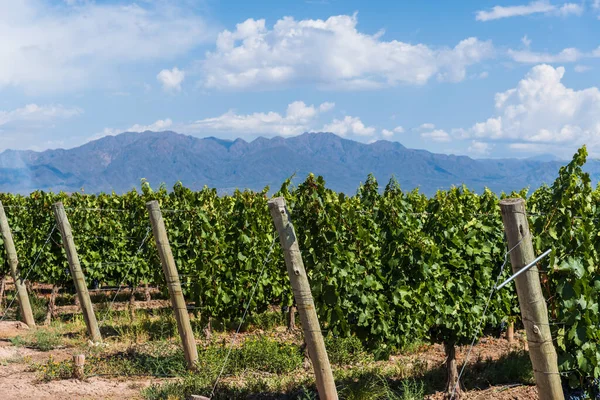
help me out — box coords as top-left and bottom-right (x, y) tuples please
(0, 340), (155, 400)
(0, 321), (31, 340)
(0, 317), (539, 400)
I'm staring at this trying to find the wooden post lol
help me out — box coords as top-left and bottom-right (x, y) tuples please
(268, 197), (338, 400)
(147, 200), (198, 370)
(0, 201), (35, 327)
(44, 285), (59, 326)
(499, 198), (563, 400)
(0, 274), (5, 312)
(53, 202), (102, 343)
(506, 321), (515, 343)
(72, 354), (85, 380)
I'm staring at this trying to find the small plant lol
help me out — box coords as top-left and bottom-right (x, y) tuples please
(33, 355), (72, 382)
(325, 335), (370, 366)
(339, 373), (403, 400)
(227, 336), (303, 374)
(34, 329), (63, 351)
(399, 379), (425, 400)
(10, 329), (63, 351)
(246, 310), (285, 331)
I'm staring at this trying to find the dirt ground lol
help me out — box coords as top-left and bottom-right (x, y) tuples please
(0, 339), (158, 400)
(0, 317), (539, 400)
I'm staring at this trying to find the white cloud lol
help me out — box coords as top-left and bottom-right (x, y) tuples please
(557, 3), (584, 16)
(521, 35), (532, 47)
(323, 116), (376, 137)
(475, 1), (583, 21)
(574, 64), (591, 72)
(508, 47), (582, 63)
(185, 101), (334, 136)
(415, 123), (436, 131)
(381, 126), (405, 137)
(157, 68), (185, 92)
(88, 119), (173, 143)
(0, 1), (210, 93)
(468, 140), (493, 156)
(420, 129), (451, 142)
(461, 64), (600, 149)
(128, 119), (174, 132)
(476, 1), (556, 21)
(318, 102), (335, 112)
(201, 14), (494, 90)
(0, 104), (83, 151)
(594, 0), (600, 8)
(0, 104), (82, 126)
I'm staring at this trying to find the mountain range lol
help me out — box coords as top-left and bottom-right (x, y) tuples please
(0, 131), (595, 195)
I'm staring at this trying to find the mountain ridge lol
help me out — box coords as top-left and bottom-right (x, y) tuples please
(0, 131), (594, 195)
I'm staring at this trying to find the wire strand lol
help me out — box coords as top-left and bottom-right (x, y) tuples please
(450, 230), (530, 399)
(209, 234), (277, 398)
(0, 224), (57, 322)
(98, 227), (152, 327)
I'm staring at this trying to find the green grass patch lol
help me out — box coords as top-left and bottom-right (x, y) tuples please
(325, 335), (370, 366)
(11, 329), (64, 351)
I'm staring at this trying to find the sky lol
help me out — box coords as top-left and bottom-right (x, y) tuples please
(1, 0), (600, 159)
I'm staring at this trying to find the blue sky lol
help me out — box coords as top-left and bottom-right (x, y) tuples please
(1, 0), (600, 159)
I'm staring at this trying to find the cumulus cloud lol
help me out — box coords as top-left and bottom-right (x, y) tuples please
(323, 116), (376, 137)
(129, 119), (174, 132)
(185, 101), (334, 136)
(0, 104), (82, 126)
(201, 14), (493, 90)
(0, 104), (83, 151)
(508, 47), (582, 63)
(415, 123), (436, 131)
(88, 119), (173, 143)
(421, 129), (451, 142)
(381, 126), (404, 137)
(476, 1), (582, 21)
(0, 1), (210, 93)
(468, 141), (494, 156)
(461, 64), (600, 150)
(157, 68), (185, 92)
(557, 3), (584, 16)
(319, 102), (335, 112)
(574, 65), (592, 73)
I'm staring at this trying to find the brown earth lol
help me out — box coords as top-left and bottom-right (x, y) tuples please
(0, 320), (540, 400)
(0, 340), (156, 400)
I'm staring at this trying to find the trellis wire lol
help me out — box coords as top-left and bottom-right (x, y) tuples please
(0, 224), (57, 322)
(450, 231), (531, 399)
(98, 227), (152, 327)
(209, 233), (278, 399)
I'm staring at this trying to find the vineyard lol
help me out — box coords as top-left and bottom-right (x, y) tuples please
(1, 146), (599, 399)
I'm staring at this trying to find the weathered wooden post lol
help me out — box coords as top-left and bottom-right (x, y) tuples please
(499, 198), (564, 400)
(147, 200), (198, 370)
(73, 354), (85, 380)
(0, 201), (35, 327)
(268, 197), (338, 400)
(53, 202), (102, 342)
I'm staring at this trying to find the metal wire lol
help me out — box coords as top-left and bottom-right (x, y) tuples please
(209, 234), (277, 399)
(0, 224), (57, 322)
(98, 227), (152, 327)
(450, 230), (530, 399)
(64, 207), (133, 213)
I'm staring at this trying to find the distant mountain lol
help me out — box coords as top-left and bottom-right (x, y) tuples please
(0, 131), (596, 195)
